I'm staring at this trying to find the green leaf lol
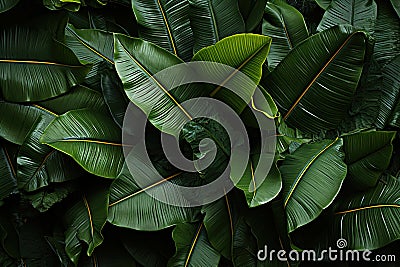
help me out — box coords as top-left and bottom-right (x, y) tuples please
(280, 138), (347, 232)
(265, 25), (371, 133)
(101, 70), (129, 128)
(236, 155), (282, 207)
(333, 176), (400, 250)
(314, 0), (332, 10)
(343, 131), (396, 190)
(108, 151), (200, 231)
(24, 185), (70, 212)
(232, 217), (258, 267)
(132, 0), (194, 61)
(168, 223), (221, 267)
(188, 0), (245, 53)
(43, 0), (81, 11)
(390, 0), (400, 18)
(0, 143), (18, 201)
(317, 0), (377, 33)
(0, 26), (91, 102)
(64, 184), (109, 265)
(239, 0), (267, 32)
(65, 24), (114, 88)
(0, 0), (19, 13)
(262, 0), (309, 68)
(40, 109), (124, 178)
(192, 33), (272, 113)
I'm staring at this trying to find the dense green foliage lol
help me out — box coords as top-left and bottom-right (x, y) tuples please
(1, 0), (400, 266)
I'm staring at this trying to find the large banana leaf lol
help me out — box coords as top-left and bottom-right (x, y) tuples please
(65, 24), (114, 88)
(192, 33), (271, 113)
(40, 109), (124, 178)
(107, 151), (200, 230)
(168, 223), (221, 267)
(18, 86), (107, 191)
(64, 184), (109, 265)
(236, 154), (281, 207)
(317, 0), (377, 33)
(0, 143), (18, 201)
(343, 131), (395, 190)
(280, 138), (347, 232)
(333, 176), (400, 250)
(262, 1), (309, 68)
(0, 26), (91, 102)
(232, 217), (258, 267)
(188, 0), (245, 53)
(132, 0), (194, 61)
(265, 25), (371, 133)
(0, 0), (19, 13)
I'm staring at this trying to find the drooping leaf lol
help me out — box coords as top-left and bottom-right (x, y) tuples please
(265, 25), (371, 133)
(232, 217), (258, 267)
(343, 131), (396, 190)
(23, 184), (74, 212)
(0, 26), (91, 102)
(333, 176), (400, 250)
(64, 184), (109, 265)
(0, 0), (19, 13)
(317, 0), (377, 33)
(168, 223), (221, 267)
(262, 0), (309, 68)
(238, 0), (267, 32)
(188, 0), (245, 53)
(132, 0), (194, 61)
(280, 138), (347, 232)
(40, 109), (124, 178)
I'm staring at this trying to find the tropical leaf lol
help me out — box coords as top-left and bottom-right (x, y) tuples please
(24, 185), (70, 212)
(265, 25), (371, 133)
(317, 0), (377, 33)
(192, 33), (272, 113)
(314, 0), (332, 10)
(333, 176), (400, 250)
(236, 155), (282, 207)
(262, 0), (309, 68)
(188, 0), (245, 53)
(0, 143), (18, 201)
(238, 0), (267, 32)
(108, 151), (200, 231)
(0, 26), (91, 102)
(376, 56), (400, 128)
(40, 108), (124, 178)
(65, 24), (114, 89)
(64, 184), (109, 265)
(280, 138), (347, 232)
(101, 70), (129, 128)
(43, 0), (81, 11)
(343, 131), (395, 190)
(232, 217), (258, 267)
(168, 223), (221, 267)
(0, 0), (19, 13)
(390, 0), (400, 18)
(132, 0), (194, 61)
